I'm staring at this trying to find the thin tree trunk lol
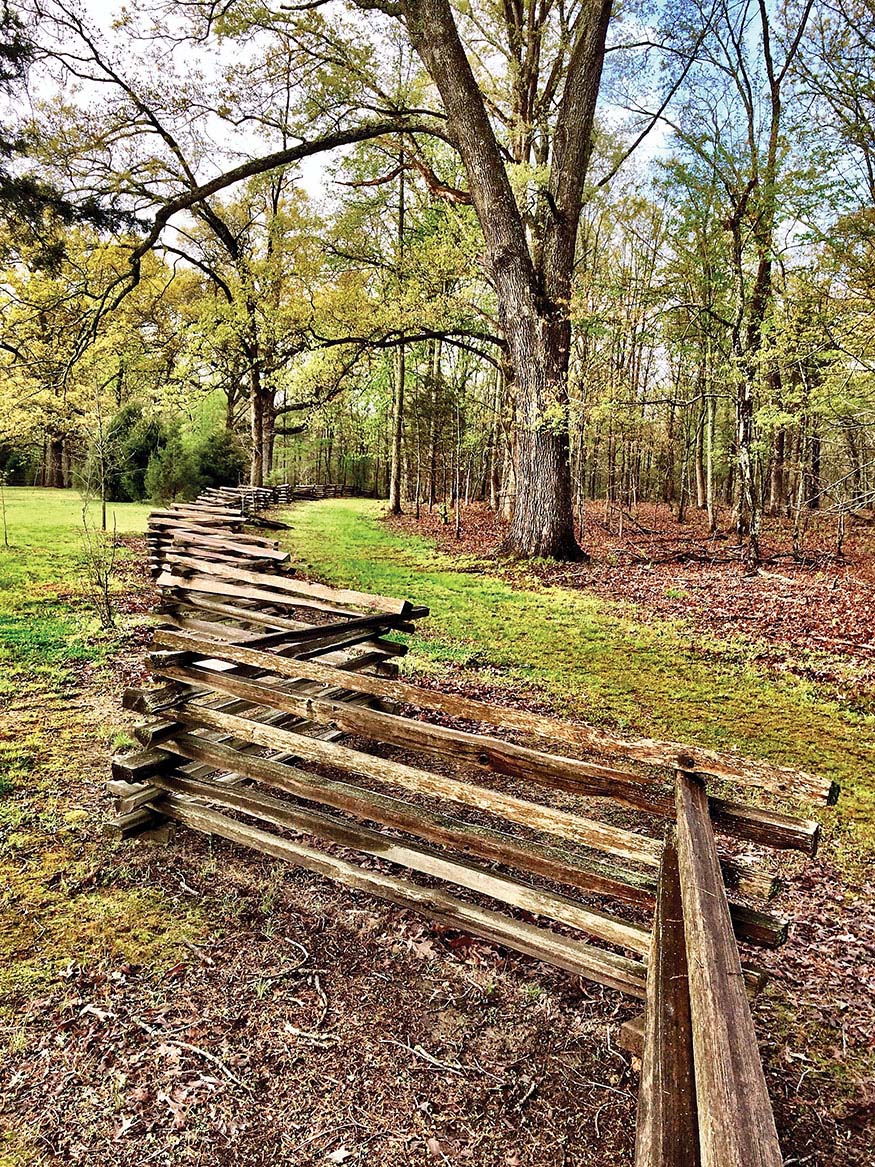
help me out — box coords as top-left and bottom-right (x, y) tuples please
(389, 344), (406, 512)
(767, 426), (786, 515)
(695, 401), (707, 509)
(388, 143), (406, 514)
(249, 364), (265, 487)
(706, 395), (717, 533)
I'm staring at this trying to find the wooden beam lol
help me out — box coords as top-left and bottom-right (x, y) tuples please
(155, 662), (669, 801)
(170, 533), (289, 561)
(148, 631), (820, 856)
(155, 731), (659, 904)
(138, 702), (664, 867)
(155, 571), (362, 618)
(675, 771), (783, 1167)
(121, 731), (783, 947)
(157, 796), (648, 997)
(164, 552), (413, 615)
(160, 593), (311, 631)
(634, 831), (699, 1167)
(147, 626), (833, 803)
(150, 770), (650, 954)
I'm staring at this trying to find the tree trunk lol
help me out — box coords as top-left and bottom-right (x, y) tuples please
(695, 402), (706, 509)
(262, 402), (275, 485)
(403, 0), (611, 559)
(767, 427), (786, 516)
(706, 395), (717, 533)
(388, 146), (406, 515)
(389, 344), (405, 513)
(47, 435), (64, 489)
(502, 318), (583, 558)
(807, 428), (821, 509)
(249, 364), (265, 487)
(734, 376), (761, 565)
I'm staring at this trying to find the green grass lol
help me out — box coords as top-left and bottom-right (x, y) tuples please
(0, 488), (203, 1022)
(0, 487), (152, 675)
(282, 498), (875, 850)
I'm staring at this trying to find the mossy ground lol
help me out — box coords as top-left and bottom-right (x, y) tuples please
(0, 489), (204, 1161)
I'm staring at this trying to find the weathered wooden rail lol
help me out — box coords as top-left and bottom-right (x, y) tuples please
(113, 485), (837, 1165)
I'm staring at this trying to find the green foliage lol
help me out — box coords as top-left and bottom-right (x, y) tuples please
(195, 428), (247, 489)
(103, 403), (169, 502)
(144, 428), (200, 502)
(0, 442), (35, 485)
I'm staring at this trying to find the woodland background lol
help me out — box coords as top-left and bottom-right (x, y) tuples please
(1, 0), (874, 568)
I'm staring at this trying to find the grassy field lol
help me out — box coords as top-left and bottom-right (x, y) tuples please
(282, 497), (874, 851)
(0, 487), (153, 686)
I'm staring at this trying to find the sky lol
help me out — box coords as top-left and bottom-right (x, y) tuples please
(39, 0), (332, 201)
(44, 0), (672, 214)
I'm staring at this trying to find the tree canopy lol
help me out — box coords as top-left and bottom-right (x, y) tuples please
(0, 0), (873, 560)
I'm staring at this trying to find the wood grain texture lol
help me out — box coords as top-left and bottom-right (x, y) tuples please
(149, 625), (832, 803)
(675, 771), (783, 1167)
(149, 629), (820, 856)
(634, 831), (699, 1167)
(144, 700), (664, 867)
(150, 769), (650, 954)
(158, 797), (648, 996)
(155, 730), (658, 904)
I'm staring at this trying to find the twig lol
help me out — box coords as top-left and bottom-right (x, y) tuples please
(182, 938), (214, 965)
(379, 1038), (472, 1077)
(133, 1018), (252, 1093)
(283, 1022), (339, 1047)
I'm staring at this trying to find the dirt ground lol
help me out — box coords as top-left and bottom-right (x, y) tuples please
(2, 525), (874, 1165)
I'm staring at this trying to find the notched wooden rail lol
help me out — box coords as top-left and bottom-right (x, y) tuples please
(113, 483), (835, 1166)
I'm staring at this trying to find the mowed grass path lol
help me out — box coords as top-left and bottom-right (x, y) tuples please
(284, 499), (874, 844)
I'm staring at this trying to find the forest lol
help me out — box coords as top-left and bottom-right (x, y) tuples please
(2, 0), (874, 565)
(2, 2), (875, 1165)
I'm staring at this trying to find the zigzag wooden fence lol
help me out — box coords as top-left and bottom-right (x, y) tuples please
(112, 483), (838, 1166)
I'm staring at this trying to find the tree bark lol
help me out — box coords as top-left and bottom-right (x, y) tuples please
(402, 0), (611, 559)
(767, 426), (786, 516)
(389, 144), (406, 514)
(389, 343), (406, 512)
(249, 365), (265, 487)
(47, 435), (65, 489)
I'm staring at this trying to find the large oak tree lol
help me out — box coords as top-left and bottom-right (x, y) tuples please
(36, 0), (621, 557)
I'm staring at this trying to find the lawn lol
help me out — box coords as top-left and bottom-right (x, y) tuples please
(0, 487), (153, 683)
(282, 498), (874, 850)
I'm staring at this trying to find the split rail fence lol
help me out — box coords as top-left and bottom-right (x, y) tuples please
(112, 483), (838, 1166)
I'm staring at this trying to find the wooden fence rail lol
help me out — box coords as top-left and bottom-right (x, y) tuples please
(112, 484), (836, 1165)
